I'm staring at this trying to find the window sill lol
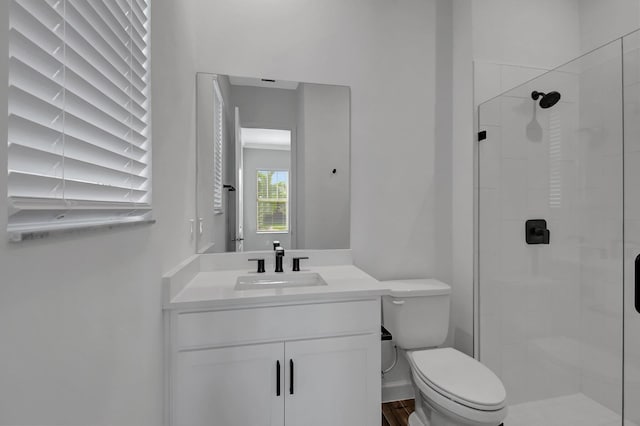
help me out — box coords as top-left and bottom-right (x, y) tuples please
(8, 218), (156, 242)
(256, 231), (289, 235)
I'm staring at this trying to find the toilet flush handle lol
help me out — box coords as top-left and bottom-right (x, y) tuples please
(392, 300), (405, 305)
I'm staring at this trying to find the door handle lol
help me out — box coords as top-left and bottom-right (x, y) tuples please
(276, 360), (281, 396)
(289, 359), (294, 395)
(634, 254), (640, 314)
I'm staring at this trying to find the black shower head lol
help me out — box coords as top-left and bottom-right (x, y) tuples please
(531, 90), (561, 109)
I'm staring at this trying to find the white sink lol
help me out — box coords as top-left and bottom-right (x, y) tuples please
(234, 272), (328, 290)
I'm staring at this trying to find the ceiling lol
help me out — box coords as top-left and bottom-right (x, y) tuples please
(241, 128), (291, 151)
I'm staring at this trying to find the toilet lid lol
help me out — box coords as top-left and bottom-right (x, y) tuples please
(383, 279), (451, 297)
(410, 348), (506, 410)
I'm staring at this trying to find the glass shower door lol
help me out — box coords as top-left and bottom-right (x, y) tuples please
(478, 39), (624, 425)
(623, 30), (640, 426)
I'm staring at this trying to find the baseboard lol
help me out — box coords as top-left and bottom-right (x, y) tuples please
(382, 379), (414, 403)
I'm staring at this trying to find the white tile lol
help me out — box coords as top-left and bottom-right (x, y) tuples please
(475, 61), (502, 105)
(479, 98), (501, 126)
(499, 220), (531, 279)
(527, 188), (550, 218)
(501, 97), (532, 159)
(624, 83), (640, 153)
(479, 125), (501, 189)
(500, 64), (547, 94)
(507, 394), (624, 426)
(501, 160), (527, 219)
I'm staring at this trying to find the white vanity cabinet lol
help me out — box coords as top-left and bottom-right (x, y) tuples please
(167, 298), (381, 426)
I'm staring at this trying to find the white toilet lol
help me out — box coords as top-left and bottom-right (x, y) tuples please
(382, 279), (507, 426)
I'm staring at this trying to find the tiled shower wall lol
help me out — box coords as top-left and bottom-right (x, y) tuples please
(478, 40), (624, 411)
(478, 68), (583, 404)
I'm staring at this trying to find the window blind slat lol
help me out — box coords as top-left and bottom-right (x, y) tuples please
(9, 57), (64, 111)
(10, 171), (146, 203)
(10, 196), (151, 212)
(65, 2), (130, 76)
(65, 88), (147, 146)
(8, 86), (64, 133)
(64, 112), (145, 155)
(64, 24), (130, 91)
(70, 0), (148, 81)
(89, 0), (129, 45)
(12, 0), (65, 44)
(10, 3), (64, 62)
(8, 171), (64, 199)
(9, 144), (148, 189)
(66, 67), (147, 130)
(8, 114), (63, 156)
(9, 114), (146, 173)
(134, 0), (148, 20)
(65, 47), (146, 121)
(9, 30), (64, 86)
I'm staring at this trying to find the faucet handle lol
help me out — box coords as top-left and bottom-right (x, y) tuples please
(273, 241), (281, 250)
(292, 256), (309, 272)
(248, 258), (265, 273)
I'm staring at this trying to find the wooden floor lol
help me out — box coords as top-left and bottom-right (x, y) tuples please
(381, 399), (415, 426)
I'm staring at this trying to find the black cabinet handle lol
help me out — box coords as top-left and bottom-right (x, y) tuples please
(289, 359), (294, 395)
(634, 254), (640, 314)
(276, 360), (281, 396)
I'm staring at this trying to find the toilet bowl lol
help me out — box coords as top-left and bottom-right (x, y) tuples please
(382, 279), (507, 426)
(406, 348), (506, 426)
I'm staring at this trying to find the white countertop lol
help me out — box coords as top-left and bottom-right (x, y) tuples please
(167, 264), (388, 310)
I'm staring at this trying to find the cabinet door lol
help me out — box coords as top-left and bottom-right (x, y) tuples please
(284, 334), (380, 426)
(174, 343), (284, 426)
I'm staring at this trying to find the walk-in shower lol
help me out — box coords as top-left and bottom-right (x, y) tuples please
(477, 32), (640, 426)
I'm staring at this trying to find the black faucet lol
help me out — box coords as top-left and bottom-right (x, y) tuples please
(275, 247), (285, 273)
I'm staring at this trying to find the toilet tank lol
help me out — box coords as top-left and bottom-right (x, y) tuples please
(382, 279), (451, 350)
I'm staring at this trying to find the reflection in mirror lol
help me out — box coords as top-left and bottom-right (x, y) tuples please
(196, 73), (350, 253)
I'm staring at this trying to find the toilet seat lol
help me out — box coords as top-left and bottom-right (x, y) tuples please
(408, 348), (506, 411)
(407, 348), (507, 424)
(410, 369), (507, 425)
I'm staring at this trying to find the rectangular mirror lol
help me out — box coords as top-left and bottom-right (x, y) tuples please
(196, 73), (350, 253)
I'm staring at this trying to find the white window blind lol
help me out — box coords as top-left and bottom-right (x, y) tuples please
(7, 0), (151, 240)
(213, 79), (223, 214)
(257, 170), (288, 232)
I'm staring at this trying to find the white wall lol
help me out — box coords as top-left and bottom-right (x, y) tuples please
(296, 83), (350, 250)
(243, 148), (292, 251)
(579, 0), (640, 53)
(473, 0), (581, 69)
(0, 0), (197, 424)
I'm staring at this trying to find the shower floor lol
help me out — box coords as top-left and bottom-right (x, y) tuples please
(506, 393), (631, 426)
